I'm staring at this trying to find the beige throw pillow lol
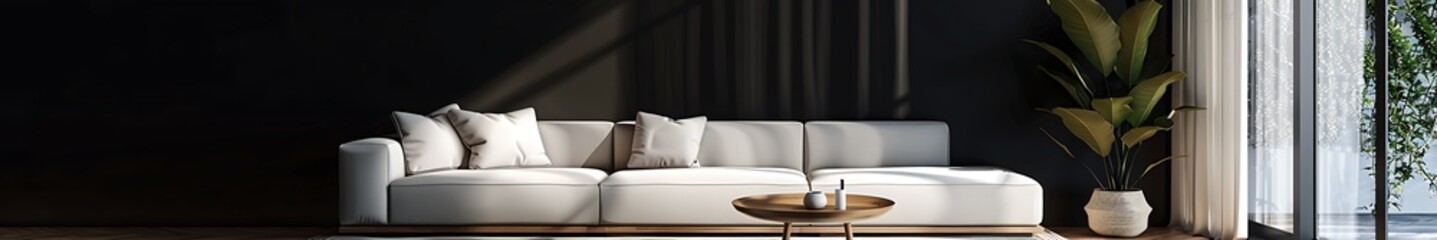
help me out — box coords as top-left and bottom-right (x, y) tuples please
(391, 104), (466, 175)
(627, 112), (706, 168)
(445, 107), (552, 168)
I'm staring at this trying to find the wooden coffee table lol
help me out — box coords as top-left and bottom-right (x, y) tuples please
(732, 193), (895, 240)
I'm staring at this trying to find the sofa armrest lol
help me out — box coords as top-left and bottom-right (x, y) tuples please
(338, 137), (404, 225)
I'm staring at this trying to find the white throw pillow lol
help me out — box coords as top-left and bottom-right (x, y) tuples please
(391, 104), (466, 175)
(627, 112), (706, 168)
(445, 107), (552, 168)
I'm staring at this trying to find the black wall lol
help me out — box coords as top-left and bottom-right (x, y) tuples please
(0, 0), (1169, 227)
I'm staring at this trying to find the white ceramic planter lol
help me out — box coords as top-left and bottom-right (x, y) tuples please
(1085, 189), (1153, 237)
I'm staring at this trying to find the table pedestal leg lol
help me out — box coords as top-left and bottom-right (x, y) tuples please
(843, 222), (854, 240)
(782, 222), (792, 240)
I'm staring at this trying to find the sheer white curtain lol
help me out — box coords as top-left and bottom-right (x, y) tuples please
(1170, 0), (1248, 239)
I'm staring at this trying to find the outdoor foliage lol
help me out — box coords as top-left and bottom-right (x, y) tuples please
(1363, 0), (1437, 211)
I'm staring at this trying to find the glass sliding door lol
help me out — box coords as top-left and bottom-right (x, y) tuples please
(1250, 0), (1379, 238)
(1316, 0), (1376, 238)
(1250, 0), (1297, 234)
(1248, 0), (1437, 238)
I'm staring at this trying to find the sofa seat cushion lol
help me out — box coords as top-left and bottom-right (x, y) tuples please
(391, 168), (606, 186)
(388, 168), (605, 225)
(599, 167), (809, 225)
(809, 167), (1043, 226)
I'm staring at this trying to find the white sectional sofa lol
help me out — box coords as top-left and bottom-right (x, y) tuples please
(338, 121), (1042, 232)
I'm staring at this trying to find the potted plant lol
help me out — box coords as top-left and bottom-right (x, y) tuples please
(1024, 0), (1200, 237)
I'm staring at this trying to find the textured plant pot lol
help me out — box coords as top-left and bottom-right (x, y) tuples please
(803, 191), (827, 209)
(1085, 189), (1153, 237)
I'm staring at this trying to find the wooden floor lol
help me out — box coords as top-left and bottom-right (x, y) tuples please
(1049, 227), (1208, 240)
(338, 225), (1046, 234)
(0, 227), (1208, 239)
(0, 227), (334, 240)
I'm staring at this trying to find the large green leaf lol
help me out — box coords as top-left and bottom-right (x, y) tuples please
(1024, 39), (1094, 93)
(1091, 97), (1133, 125)
(1049, 0), (1121, 76)
(1039, 65), (1092, 108)
(1121, 126), (1164, 147)
(1126, 71), (1186, 125)
(1049, 107), (1115, 157)
(1116, 0), (1162, 85)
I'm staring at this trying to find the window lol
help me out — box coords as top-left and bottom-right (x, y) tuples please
(1250, 0), (1437, 239)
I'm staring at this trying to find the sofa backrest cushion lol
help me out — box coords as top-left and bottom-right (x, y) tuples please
(804, 121), (949, 170)
(615, 121), (804, 170)
(391, 104), (465, 175)
(537, 121), (615, 171)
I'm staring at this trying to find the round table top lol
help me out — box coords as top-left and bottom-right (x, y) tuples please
(731, 193), (895, 223)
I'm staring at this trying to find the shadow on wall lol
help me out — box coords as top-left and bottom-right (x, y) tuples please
(460, 0), (911, 121)
(459, 0), (636, 119)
